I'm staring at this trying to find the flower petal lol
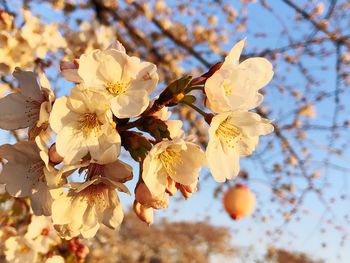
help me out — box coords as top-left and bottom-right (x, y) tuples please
(142, 155), (166, 196)
(110, 89), (149, 118)
(103, 160), (133, 183)
(86, 126), (121, 164)
(222, 39), (245, 67)
(97, 54), (123, 83)
(169, 142), (206, 186)
(30, 181), (53, 216)
(0, 93), (38, 130)
(61, 68), (82, 83)
(239, 57), (274, 90)
(207, 138), (240, 182)
(102, 190), (124, 229)
(49, 97), (78, 132)
(55, 126), (88, 164)
(13, 67), (43, 101)
(78, 50), (105, 87)
(0, 142), (42, 197)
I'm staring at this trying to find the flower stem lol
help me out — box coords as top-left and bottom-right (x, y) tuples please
(182, 101), (208, 118)
(185, 85), (204, 93)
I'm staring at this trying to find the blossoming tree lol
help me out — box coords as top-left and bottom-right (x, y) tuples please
(0, 0), (349, 262)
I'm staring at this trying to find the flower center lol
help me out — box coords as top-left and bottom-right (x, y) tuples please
(19, 244), (31, 255)
(106, 81), (128, 96)
(223, 83), (233, 96)
(216, 119), (242, 147)
(41, 228), (50, 236)
(159, 149), (182, 176)
(78, 113), (101, 136)
(80, 184), (109, 209)
(86, 163), (103, 180)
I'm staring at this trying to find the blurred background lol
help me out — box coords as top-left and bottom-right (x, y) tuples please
(1, 0), (350, 262)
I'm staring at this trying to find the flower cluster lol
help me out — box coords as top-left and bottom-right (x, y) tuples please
(1, 215), (90, 262)
(0, 39), (273, 239)
(0, 10), (66, 74)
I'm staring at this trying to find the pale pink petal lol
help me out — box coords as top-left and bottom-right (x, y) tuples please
(13, 67), (43, 102)
(110, 89), (149, 118)
(239, 57), (274, 89)
(103, 160), (133, 183)
(142, 155), (166, 196)
(107, 40), (126, 53)
(0, 93), (39, 130)
(102, 190), (123, 229)
(222, 39), (245, 68)
(206, 139), (240, 182)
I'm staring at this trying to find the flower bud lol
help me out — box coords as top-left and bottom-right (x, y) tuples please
(133, 201), (154, 225)
(48, 143), (63, 164)
(67, 237), (79, 252)
(176, 180), (198, 199)
(0, 10), (13, 30)
(138, 116), (171, 141)
(191, 62), (223, 86)
(120, 131), (152, 162)
(76, 244), (89, 260)
(156, 76), (192, 106)
(135, 182), (169, 209)
(60, 60), (78, 71)
(223, 185), (256, 220)
(166, 177), (177, 196)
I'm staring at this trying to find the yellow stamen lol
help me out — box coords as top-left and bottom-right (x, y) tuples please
(78, 113), (101, 136)
(19, 245), (31, 254)
(106, 81), (128, 96)
(216, 119), (242, 147)
(159, 149), (182, 176)
(223, 83), (233, 96)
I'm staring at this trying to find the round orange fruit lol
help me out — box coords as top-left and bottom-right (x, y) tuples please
(223, 184), (256, 220)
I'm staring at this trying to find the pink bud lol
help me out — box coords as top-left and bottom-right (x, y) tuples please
(67, 237), (78, 252)
(76, 245), (89, 259)
(48, 143), (63, 164)
(59, 61), (78, 71)
(0, 10), (13, 29)
(191, 62), (223, 85)
(133, 201), (154, 225)
(166, 177), (177, 196)
(177, 180), (198, 199)
(135, 183), (169, 209)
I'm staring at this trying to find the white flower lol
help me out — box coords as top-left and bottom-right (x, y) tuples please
(49, 87), (121, 165)
(62, 46), (158, 118)
(299, 103), (316, 118)
(204, 39), (273, 113)
(142, 138), (206, 196)
(0, 226), (16, 254)
(4, 236), (38, 263)
(206, 111), (274, 182)
(21, 10), (66, 58)
(0, 68), (54, 138)
(51, 160), (132, 239)
(0, 33), (33, 73)
(25, 215), (60, 254)
(45, 256), (65, 263)
(0, 141), (53, 216)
